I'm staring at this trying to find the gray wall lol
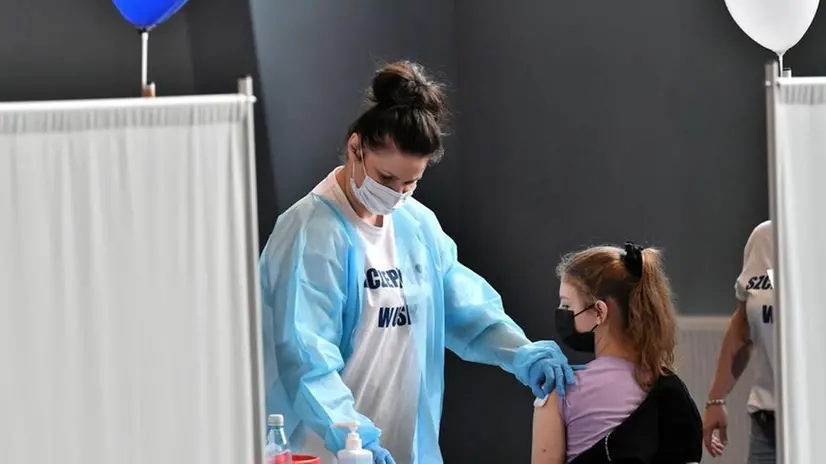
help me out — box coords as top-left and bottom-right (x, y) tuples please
(453, 0), (768, 327)
(248, 0), (461, 223)
(0, 0), (195, 100)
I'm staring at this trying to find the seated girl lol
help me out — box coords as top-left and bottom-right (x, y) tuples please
(532, 243), (702, 464)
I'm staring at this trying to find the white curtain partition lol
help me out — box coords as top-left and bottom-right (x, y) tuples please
(0, 90), (263, 464)
(768, 65), (826, 464)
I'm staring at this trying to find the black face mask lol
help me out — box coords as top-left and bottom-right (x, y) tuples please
(554, 304), (598, 353)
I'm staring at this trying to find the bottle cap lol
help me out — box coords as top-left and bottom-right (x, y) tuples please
(268, 414), (284, 427)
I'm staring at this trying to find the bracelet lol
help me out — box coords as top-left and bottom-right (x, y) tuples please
(705, 398), (726, 408)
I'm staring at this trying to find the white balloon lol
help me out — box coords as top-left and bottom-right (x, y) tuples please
(725, 0), (820, 54)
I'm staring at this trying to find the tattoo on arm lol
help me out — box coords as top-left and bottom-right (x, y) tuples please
(731, 340), (753, 379)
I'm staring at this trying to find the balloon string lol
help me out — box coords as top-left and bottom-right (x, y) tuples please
(141, 31), (149, 89)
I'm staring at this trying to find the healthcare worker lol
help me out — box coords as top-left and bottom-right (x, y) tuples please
(259, 60), (577, 464)
(703, 221), (776, 463)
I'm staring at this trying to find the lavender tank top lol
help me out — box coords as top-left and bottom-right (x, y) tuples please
(559, 356), (646, 462)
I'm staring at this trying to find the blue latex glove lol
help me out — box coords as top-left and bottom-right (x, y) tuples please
(364, 442), (397, 464)
(527, 352), (586, 399)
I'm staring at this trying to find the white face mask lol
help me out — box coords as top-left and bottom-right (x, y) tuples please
(350, 156), (415, 216)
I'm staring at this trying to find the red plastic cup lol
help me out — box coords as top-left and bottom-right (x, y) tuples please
(292, 454), (321, 464)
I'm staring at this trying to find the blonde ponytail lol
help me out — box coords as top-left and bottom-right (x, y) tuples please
(626, 248), (676, 388)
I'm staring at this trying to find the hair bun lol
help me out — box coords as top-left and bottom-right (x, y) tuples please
(369, 61), (446, 121)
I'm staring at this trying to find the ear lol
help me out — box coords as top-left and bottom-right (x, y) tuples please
(594, 300), (609, 324)
(347, 133), (362, 162)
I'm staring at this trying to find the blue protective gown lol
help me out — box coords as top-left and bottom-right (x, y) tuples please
(260, 192), (555, 463)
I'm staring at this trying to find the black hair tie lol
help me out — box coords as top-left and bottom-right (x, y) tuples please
(622, 241), (644, 279)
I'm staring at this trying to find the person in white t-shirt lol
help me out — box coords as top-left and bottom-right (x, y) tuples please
(259, 61), (579, 464)
(703, 221), (776, 464)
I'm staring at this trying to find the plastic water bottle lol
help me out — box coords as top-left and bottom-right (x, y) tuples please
(265, 414), (293, 464)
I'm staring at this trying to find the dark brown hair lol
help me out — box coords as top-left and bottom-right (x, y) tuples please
(556, 245), (677, 389)
(347, 61), (447, 161)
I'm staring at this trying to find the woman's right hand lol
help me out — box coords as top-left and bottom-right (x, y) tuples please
(702, 404), (728, 457)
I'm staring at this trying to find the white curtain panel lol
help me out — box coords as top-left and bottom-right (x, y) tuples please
(773, 79), (826, 464)
(0, 96), (263, 464)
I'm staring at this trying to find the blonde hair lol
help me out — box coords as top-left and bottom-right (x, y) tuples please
(556, 244), (676, 389)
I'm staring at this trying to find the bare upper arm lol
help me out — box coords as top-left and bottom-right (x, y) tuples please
(532, 391), (566, 464)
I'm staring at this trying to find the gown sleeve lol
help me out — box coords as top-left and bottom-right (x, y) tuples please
(260, 208), (380, 453)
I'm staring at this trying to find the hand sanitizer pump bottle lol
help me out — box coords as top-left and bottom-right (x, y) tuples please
(332, 422), (373, 464)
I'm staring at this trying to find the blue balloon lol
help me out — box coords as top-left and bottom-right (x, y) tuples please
(112, 0), (190, 30)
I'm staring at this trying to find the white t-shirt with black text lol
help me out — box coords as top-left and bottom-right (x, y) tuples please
(303, 168), (419, 463)
(735, 220), (776, 413)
